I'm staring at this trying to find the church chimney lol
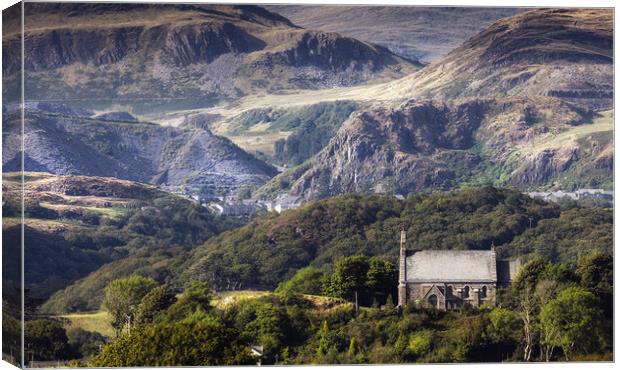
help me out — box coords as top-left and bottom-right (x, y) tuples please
(398, 230), (407, 307)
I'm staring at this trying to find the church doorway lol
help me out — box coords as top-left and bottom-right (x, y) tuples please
(428, 294), (438, 308)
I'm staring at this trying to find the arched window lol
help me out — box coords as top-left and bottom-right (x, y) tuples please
(446, 286), (453, 297)
(462, 286), (470, 299)
(428, 294), (438, 308)
(481, 286), (487, 298)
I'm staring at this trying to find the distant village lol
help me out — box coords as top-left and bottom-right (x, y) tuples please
(166, 186), (613, 217)
(527, 188), (613, 206)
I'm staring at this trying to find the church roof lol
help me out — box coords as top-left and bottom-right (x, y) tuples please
(405, 250), (497, 283)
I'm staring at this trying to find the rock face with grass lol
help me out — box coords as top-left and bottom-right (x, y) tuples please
(267, 9), (613, 199)
(283, 97), (611, 198)
(2, 3), (419, 104)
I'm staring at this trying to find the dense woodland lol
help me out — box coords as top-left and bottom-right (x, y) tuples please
(2, 187), (613, 364)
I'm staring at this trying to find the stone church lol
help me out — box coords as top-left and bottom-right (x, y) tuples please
(397, 231), (521, 310)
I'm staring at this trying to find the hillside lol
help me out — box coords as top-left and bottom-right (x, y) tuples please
(1, 172), (243, 310)
(387, 8), (613, 109)
(2, 3), (420, 110)
(253, 8), (613, 198)
(267, 6), (523, 63)
(173, 189), (611, 292)
(2, 107), (277, 196)
(275, 98), (612, 199)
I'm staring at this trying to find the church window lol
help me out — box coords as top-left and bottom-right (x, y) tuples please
(428, 294), (438, 308)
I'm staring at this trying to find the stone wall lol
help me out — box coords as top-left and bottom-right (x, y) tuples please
(406, 282), (496, 310)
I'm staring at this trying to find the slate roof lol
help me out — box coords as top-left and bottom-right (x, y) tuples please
(405, 250), (497, 283)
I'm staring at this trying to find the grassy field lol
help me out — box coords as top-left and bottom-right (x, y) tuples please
(519, 110), (613, 156)
(58, 311), (115, 338)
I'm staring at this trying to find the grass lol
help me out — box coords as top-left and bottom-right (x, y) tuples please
(3, 217), (93, 234)
(58, 311), (115, 338)
(514, 110), (613, 157)
(83, 206), (129, 219)
(227, 131), (292, 155)
(211, 290), (272, 309)
(211, 290), (349, 312)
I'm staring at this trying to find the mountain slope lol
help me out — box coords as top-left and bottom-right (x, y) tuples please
(2, 172), (244, 311)
(277, 98), (612, 199)
(258, 8), (613, 199)
(3, 3), (420, 108)
(2, 108), (277, 195)
(267, 6), (524, 63)
(388, 8), (613, 109)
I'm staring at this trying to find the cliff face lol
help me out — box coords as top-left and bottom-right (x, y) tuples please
(2, 3), (419, 102)
(2, 109), (277, 194)
(284, 97), (612, 199)
(272, 8), (613, 199)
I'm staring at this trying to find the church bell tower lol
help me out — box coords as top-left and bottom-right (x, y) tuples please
(398, 230), (407, 307)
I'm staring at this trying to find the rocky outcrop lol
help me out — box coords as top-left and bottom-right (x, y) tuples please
(3, 3), (420, 101)
(280, 96), (611, 199)
(287, 100), (487, 197)
(2, 109), (277, 195)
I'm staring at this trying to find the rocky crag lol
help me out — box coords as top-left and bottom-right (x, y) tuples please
(2, 108), (277, 195)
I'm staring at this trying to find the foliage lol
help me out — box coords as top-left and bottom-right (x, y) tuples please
(163, 280), (213, 321)
(102, 275), (158, 336)
(539, 287), (603, 360)
(67, 328), (106, 359)
(275, 267), (326, 297)
(134, 285), (177, 325)
(186, 188), (610, 291)
(41, 194), (243, 313)
(25, 319), (72, 361)
(322, 255), (396, 307)
(90, 311), (254, 366)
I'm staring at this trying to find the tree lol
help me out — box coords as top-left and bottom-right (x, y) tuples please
(323, 256), (369, 303)
(365, 257), (397, 306)
(539, 286), (603, 360)
(91, 311), (253, 366)
(165, 280), (212, 319)
(275, 267), (325, 297)
(513, 256), (549, 292)
(135, 285), (177, 325)
(516, 286), (536, 362)
(102, 275), (158, 336)
(67, 328), (106, 359)
(488, 307), (520, 344)
(316, 320), (330, 357)
(576, 251), (612, 317)
(25, 320), (71, 361)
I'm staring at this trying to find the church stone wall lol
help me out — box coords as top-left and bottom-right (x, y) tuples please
(406, 282), (496, 310)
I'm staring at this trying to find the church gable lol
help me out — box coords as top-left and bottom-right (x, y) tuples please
(422, 284), (446, 310)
